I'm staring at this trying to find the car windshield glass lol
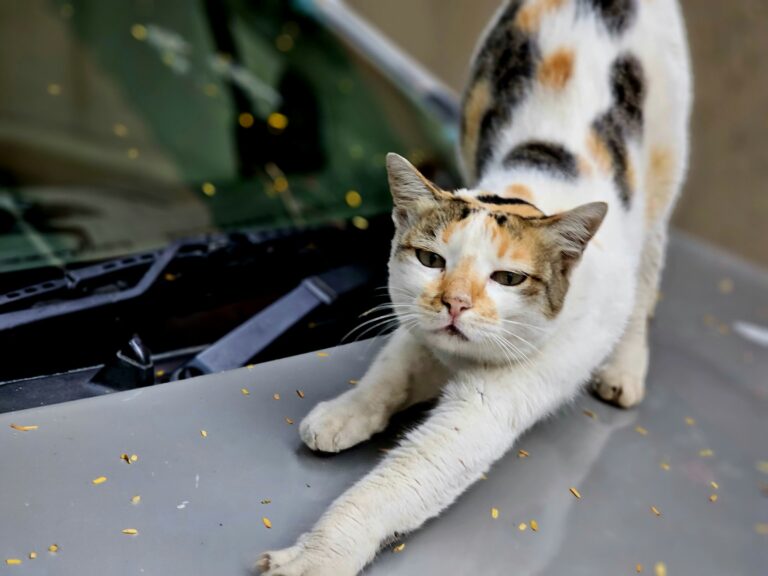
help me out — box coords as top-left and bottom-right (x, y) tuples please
(0, 0), (457, 276)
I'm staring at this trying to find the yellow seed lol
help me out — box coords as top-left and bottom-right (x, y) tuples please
(349, 380), (359, 385)
(262, 517), (272, 529)
(480, 473), (488, 480)
(351, 216), (369, 230)
(48, 545), (58, 553)
(285, 417), (294, 425)
(685, 417), (695, 426)
(530, 519), (538, 532)
(518, 449), (530, 458)
(246, 364), (255, 369)
(275, 34), (294, 52)
(273, 176), (288, 193)
(127, 147), (139, 159)
(122, 528), (138, 535)
(113, 123), (128, 137)
(316, 351), (329, 357)
(635, 426), (648, 436)
(654, 562), (667, 576)
(130, 454), (138, 463)
(491, 507), (499, 519)
(156, 368), (167, 376)
(92, 476), (107, 485)
(238, 112), (254, 128)
(569, 487), (581, 499)
(241, 388), (250, 395)
(709, 494), (718, 503)
(699, 449), (714, 458)
(755, 523), (768, 535)
(47, 83), (62, 95)
(131, 495), (141, 504)
(345, 190), (362, 208)
(10, 424), (38, 431)
(261, 499), (272, 504)
(131, 24), (148, 41)
(518, 522), (527, 531)
(267, 112), (289, 131)
(582, 409), (597, 419)
(273, 394), (281, 400)
(651, 506), (661, 517)
(757, 461), (768, 474)
(296, 390), (305, 398)
(121, 453), (130, 463)
(29, 552), (37, 560)
(636, 564), (644, 573)
(6, 559), (22, 565)
(710, 481), (719, 490)
(202, 182), (216, 196)
(718, 277), (734, 294)
(392, 543), (405, 553)
(660, 462), (670, 471)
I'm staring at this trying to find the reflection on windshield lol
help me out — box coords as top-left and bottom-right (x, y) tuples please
(0, 0), (457, 274)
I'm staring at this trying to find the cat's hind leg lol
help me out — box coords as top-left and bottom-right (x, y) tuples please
(300, 327), (447, 453)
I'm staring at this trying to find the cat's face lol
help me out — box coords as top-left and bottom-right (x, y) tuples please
(386, 154), (606, 365)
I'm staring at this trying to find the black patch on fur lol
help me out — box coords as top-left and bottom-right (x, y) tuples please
(494, 214), (509, 226)
(459, 205), (474, 220)
(503, 141), (579, 179)
(592, 53), (646, 208)
(581, 0), (637, 35)
(463, 0), (540, 181)
(476, 195), (535, 207)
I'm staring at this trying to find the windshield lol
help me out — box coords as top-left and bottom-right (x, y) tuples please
(0, 0), (457, 276)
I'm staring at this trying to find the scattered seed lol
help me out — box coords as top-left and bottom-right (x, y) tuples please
(699, 449), (714, 458)
(246, 364), (255, 370)
(756, 461), (768, 474)
(241, 388), (250, 395)
(480, 473), (488, 480)
(518, 449), (530, 458)
(48, 545), (58, 553)
(262, 517), (272, 529)
(654, 562), (667, 576)
(635, 426), (648, 436)
(710, 481), (719, 490)
(651, 506), (661, 517)
(131, 495), (141, 505)
(348, 380), (358, 385)
(285, 417), (294, 425)
(92, 476), (107, 485)
(755, 523), (768, 535)
(569, 487), (581, 499)
(530, 519), (539, 532)
(155, 369), (166, 377)
(491, 507), (499, 519)
(518, 522), (527, 531)
(273, 394), (281, 400)
(10, 424), (39, 431)
(316, 352), (329, 358)
(393, 543), (405, 553)
(5, 559), (22, 565)
(718, 278), (734, 294)
(122, 529), (138, 535)
(28, 552), (37, 560)
(296, 390), (305, 398)
(260, 499), (272, 505)
(660, 462), (670, 471)
(121, 453), (130, 463)
(709, 494), (718, 503)
(685, 417), (695, 426)
(200, 430), (208, 438)
(582, 409), (597, 419)
(636, 564), (644, 573)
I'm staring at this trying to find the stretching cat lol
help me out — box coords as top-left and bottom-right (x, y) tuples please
(259, 0), (691, 573)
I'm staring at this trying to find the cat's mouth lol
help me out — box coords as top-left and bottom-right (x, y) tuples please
(439, 324), (469, 341)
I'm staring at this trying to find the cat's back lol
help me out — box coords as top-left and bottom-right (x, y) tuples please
(461, 0), (691, 199)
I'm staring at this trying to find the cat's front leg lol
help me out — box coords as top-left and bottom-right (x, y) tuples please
(300, 327), (446, 453)
(259, 369), (566, 576)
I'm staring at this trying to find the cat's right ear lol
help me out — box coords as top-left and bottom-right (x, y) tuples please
(386, 153), (443, 226)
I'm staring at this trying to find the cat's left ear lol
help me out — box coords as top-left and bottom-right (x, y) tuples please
(386, 153), (444, 226)
(538, 202), (608, 268)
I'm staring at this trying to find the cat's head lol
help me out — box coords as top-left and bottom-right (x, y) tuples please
(386, 153), (607, 364)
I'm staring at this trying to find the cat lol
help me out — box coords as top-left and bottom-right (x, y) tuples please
(258, 0), (691, 574)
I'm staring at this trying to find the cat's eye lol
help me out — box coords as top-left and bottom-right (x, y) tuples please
(491, 271), (527, 287)
(415, 249), (446, 269)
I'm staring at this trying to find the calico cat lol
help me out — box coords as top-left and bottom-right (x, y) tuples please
(259, 0), (691, 574)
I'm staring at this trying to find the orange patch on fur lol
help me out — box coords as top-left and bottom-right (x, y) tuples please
(646, 148), (676, 223)
(587, 131), (613, 174)
(626, 157), (637, 195)
(439, 257), (498, 320)
(515, 0), (566, 33)
(538, 48), (575, 91)
(578, 156), (593, 178)
(461, 79), (493, 182)
(504, 184), (533, 201)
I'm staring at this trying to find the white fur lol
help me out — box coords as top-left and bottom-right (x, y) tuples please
(258, 1), (691, 574)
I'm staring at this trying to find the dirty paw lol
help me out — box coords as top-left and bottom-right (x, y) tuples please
(257, 545), (357, 576)
(592, 368), (645, 408)
(299, 396), (388, 453)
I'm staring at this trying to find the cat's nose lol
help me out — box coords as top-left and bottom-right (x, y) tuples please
(442, 294), (472, 318)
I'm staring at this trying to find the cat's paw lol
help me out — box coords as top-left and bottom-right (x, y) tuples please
(257, 544), (357, 576)
(299, 396), (388, 453)
(592, 365), (646, 408)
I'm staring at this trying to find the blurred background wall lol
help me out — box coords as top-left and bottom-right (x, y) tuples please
(349, 0), (768, 268)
